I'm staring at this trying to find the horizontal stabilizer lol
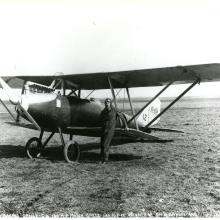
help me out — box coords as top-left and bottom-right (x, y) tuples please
(115, 128), (160, 141)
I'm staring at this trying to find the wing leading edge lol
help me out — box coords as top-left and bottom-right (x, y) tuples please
(4, 63), (220, 89)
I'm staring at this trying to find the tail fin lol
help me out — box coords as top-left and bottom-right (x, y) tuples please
(0, 77), (20, 105)
(137, 98), (161, 127)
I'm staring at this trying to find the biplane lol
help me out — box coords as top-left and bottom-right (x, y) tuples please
(0, 63), (220, 163)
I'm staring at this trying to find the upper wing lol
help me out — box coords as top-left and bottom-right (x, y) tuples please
(4, 63), (220, 89)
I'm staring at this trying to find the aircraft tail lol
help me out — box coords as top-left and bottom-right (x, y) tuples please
(136, 98), (161, 127)
(0, 77), (20, 105)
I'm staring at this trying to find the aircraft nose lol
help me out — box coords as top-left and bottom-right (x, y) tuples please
(20, 93), (57, 111)
(19, 93), (60, 121)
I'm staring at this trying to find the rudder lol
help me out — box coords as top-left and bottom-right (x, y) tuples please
(136, 98), (161, 127)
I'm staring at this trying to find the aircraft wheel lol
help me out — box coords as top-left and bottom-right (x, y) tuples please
(26, 137), (43, 159)
(64, 141), (80, 163)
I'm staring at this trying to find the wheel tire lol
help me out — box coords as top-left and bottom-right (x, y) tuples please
(26, 137), (42, 159)
(64, 141), (80, 163)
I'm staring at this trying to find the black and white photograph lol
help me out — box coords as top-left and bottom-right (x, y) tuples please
(0, 0), (220, 217)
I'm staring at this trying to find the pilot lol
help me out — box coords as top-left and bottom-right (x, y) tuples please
(99, 98), (117, 163)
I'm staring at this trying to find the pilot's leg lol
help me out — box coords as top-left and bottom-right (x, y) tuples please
(100, 132), (110, 163)
(100, 132), (107, 162)
(104, 128), (115, 162)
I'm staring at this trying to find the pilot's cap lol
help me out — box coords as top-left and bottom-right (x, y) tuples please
(105, 98), (112, 104)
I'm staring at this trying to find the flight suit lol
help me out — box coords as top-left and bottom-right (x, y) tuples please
(99, 107), (116, 162)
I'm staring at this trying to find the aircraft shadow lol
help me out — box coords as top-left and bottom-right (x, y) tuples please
(79, 142), (142, 163)
(42, 143), (142, 163)
(79, 152), (142, 163)
(0, 143), (142, 163)
(0, 145), (26, 159)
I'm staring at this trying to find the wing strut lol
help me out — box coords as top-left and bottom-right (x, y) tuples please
(126, 87), (139, 130)
(115, 89), (123, 97)
(145, 78), (200, 128)
(78, 89), (81, 98)
(16, 80), (27, 122)
(127, 80), (175, 125)
(68, 89), (77, 96)
(61, 79), (66, 96)
(107, 76), (118, 110)
(85, 90), (95, 99)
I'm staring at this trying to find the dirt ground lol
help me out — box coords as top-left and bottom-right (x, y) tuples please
(0, 107), (220, 217)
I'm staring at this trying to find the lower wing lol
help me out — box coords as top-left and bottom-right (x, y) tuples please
(5, 122), (174, 143)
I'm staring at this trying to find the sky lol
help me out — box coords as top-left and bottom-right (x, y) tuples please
(0, 0), (220, 98)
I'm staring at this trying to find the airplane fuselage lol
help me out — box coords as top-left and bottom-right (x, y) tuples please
(19, 93), (138, 131)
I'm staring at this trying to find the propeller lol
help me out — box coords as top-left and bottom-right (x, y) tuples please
(0, 77), (41, 130)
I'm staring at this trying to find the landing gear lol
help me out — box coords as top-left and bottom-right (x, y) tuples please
(58, 128), (80, 163)
(26, 127), (80, 162)
(26, 129), (44, 159)
(26, 137), (42, 159)
(63, 140), (80, 163)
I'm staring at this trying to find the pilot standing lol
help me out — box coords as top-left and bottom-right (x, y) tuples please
(99, 98), (117, 163)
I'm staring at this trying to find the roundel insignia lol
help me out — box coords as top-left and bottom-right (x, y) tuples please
(150, 106), (158, 115)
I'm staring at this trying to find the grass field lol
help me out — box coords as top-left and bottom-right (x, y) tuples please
(0, 99), (220, 217)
